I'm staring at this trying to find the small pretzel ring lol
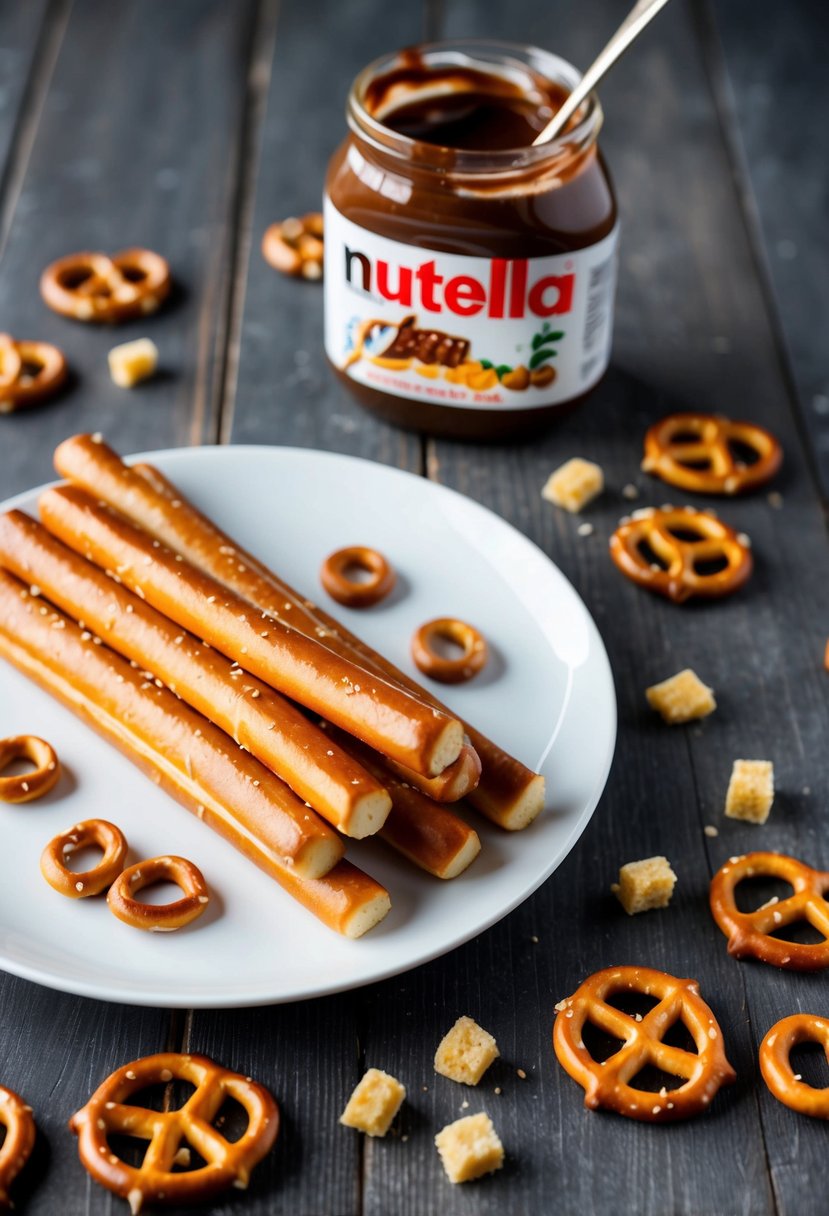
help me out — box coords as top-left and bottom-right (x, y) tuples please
(0, 1084), (36, 1208)
(0, 735), (60, 803)
(411, 618), (488, 684)
(553, 965), (736, 1121)
(40, 248), (171, 323)
(320, 546), (396, 608)
(40, 819), (128, 899)
(709, 851), (829, 970)
(0, 334), (68, 414)
(642, 412), (782, 495)
(107, 855), (209, 932)
(760, 1014), (829, 1119)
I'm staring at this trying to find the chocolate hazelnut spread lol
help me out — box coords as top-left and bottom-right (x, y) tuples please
(324, 42), (618, 440)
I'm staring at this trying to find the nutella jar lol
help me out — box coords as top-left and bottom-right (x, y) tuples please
(324, 41), (618, 440)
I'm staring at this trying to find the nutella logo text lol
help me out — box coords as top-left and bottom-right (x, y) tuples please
(344, 247), (574, 319)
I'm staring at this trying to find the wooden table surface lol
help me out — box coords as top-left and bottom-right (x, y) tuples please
(1, 2), (827, 1213)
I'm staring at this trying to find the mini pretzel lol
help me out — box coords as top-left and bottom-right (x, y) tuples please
(69, 1052), (279, 1212)
(107, 856), (209, 932)
(0, 734), (60, 803)
(411, 618), (488, 684)
(41, 818), (128, 898)
(760, 1014), (829, 1119)
(320, 546), (396, 608)
(0, 334), (67, 414)
(0, 1084), (36, 1208)
(709, 852), (829, 970)
(40, 249), (171, 323)
(609, 506), (752, 603)
(553, 965), (736, 1121)
(642, 412), (782, 495)
(262, 213), (323, 280)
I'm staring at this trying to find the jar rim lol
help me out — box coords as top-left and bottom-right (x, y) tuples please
(347, 39), (603, 176)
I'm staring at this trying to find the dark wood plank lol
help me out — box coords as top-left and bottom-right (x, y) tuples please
(0, 0), (259, 499)
(702, 0), (829, 501)
(0, 0), (55, 223)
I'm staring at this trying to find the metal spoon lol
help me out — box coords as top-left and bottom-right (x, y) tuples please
(532, 0), (674, 145)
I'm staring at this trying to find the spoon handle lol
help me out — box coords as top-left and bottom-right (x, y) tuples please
(533, 0), (674, 145)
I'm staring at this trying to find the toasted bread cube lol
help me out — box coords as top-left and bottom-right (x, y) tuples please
(107, 338), (158, 388)
(725, 760), (774, 824)
(646, 669), (716, 724)
(339, 1068), (405, 1137)
(612, 856), (677, 915)
(434, 1016), (499, 1086)
(434, 1112), (504, 1184)
(541, 458), (604, 513)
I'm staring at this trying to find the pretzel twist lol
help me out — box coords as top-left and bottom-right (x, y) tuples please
(609, 506), (752, 602)
(41, 818), (127, 898)
(107, 856), (209, 932)
(709, 852), (829, 970)
(0, 734), (60, 803)
(262, 213), (323, 280)
(553, 965), (736, 1121)
(320, 546), (396, 608)
(411, 618), (489, 685)
(0, 1085), (35, 1208)
(0, 333), (67, 414)
(760, 1014), (829, 1119)
(40, 249), (171, 323)
(642, 412), (782, 495)
(69, 1052), (279, 1212)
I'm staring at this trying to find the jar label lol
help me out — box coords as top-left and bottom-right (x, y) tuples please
(323, 197), (618, 411)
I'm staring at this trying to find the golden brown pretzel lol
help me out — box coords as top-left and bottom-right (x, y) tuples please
(642, 412), (783, 495)
(40, 249), (171, 323)
(262, 212), (323, 280)
(760, 1014), (829, 1119)
(0, 734), (60, 803)
(107, 856), (209, 932)
(553, 965), (736, 1121)
(41, 818), (128, 898)
(0, 333), (67, 414)
(609, 506), (753, 603)
(709, 852), (829, 970)
(0, 1084), (35, 1209)
(411, 618), (489, 685)
(320, 545), (396, 608)
(70, 1052), (278, 1211)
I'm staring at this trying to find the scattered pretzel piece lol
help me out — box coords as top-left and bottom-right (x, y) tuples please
(709, 852), (829, 970)
(320, 546), (395, 608)
(760, 1014), (829, 1119)
(411, 618), (488, 685)
(0, 334), (68, 414)
(107, 856), (209, 932)
(0, 735), (60, 803)
(0, 1084), (36, 1208)
(41, 819), (128, 898)
(262, 213), (323, 280)
(642, 412), (782, 495)
(609, 506), (752, 603)
(69, 1052), (279, 1212)
(40, 249), (171, 323)
(553, 965), (736, 1121)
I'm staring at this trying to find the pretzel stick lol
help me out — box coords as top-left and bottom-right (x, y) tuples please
(39, 485), (463, 779)
(54, 435), (544, 826)
(0, 573), (390, 937)
(0, 510), (390, 839)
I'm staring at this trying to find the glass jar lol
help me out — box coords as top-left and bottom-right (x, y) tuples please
(324, 41), (618, 440)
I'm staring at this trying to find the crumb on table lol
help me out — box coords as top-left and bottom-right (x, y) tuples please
(646, 668), (716, 724)
(434, 1111), (504, 1183)
(612, 856), (677, 915)
(434, 1016), (499, 1086)
(725, 760), (775, 824)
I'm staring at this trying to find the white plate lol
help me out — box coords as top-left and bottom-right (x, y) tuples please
(0, 446), (615, 1007)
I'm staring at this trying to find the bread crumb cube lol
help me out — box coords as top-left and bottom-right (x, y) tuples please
(108, 338), (159, 388)
(339, 1068), (405, 1137)
(612, 856), (677, 915)
(725, 760), (774, 824)
(541, 458), (604, 513)
(435, 1016), (499, 1086)
(646, 669), (716, 724)
(434, 1112), (504, 1184)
